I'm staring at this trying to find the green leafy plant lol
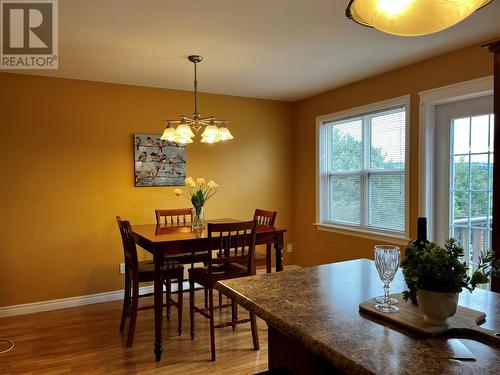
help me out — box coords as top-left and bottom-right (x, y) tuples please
(400, 238), (500, 304)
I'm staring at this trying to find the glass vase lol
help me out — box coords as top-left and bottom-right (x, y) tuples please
(192, 205), (205, 231)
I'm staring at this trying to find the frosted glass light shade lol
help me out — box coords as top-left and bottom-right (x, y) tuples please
(201, 125), (219, 137)
(160, 127), (176, 141)
(174, 135), (194, 144)
(175, 124), (195, 138)
(347, 0), (492, 36)
(201, 135), (220, 143)
(218, 127), (234, 141)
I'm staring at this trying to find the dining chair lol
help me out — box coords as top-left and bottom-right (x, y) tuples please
(189, 220), (259, 361)
(155, 208), (209, 311)
(155, 208), (208, 267)
(155, 208), (192, 226)
(217, 208), (278, 309)
(116, 216), (184, 346)
(253, 209), (277, 273)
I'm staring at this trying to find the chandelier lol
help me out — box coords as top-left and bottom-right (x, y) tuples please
(346, 0), (493, 36)
(161, 55), (233, 144)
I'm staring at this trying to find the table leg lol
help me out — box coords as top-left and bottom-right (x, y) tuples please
(265, 244), (272, 273)
(153, 249), (164, 362)
(274, 233), (284, 272)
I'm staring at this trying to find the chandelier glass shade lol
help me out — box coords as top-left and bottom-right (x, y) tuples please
(161, 55), (233, 144)
(346, 0), (493, 36)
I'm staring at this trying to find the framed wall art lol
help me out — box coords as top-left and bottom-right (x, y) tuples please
(134, 134), (186, 187)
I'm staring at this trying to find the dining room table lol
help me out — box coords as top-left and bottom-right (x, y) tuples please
(131, 218), (287, 361)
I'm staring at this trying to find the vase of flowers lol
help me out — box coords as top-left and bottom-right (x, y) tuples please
(173, 177), (219, 231)
(400, 238), (499, 325)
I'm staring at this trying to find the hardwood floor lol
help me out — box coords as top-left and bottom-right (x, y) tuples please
(0, 291), (268, 374)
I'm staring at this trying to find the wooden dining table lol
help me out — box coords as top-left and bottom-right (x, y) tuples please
(131, 219), (287, 361)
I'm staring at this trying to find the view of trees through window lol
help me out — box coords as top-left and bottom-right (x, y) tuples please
(327, 108), (405, 233)
(450, 114), (494, 265)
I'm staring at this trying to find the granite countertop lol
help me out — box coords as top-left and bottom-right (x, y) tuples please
(216, 259), (500, 375)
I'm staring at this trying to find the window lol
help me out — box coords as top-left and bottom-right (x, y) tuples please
(451, 115), (493, 266)
(434, 95), (493, 270)
(418, 78), (494, 290)
(317, 97), (409, 239)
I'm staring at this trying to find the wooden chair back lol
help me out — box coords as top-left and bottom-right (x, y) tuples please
(254, 209), (277, 227)
(208, 220), (257, 275)
(155, 208), (193, 225)
(116, 216), (139, 276)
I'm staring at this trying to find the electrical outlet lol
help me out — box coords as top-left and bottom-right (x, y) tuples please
(287, 243), (295, 253)
(119, 263), (125, 274)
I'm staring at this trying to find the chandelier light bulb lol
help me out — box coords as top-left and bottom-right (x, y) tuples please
(201, 136), (220, 144)
(174, 135), (194, 144)
(218, 127), (234, 141)
(376, 0), (414, 15)
(160, 126), (176, 142)
(201, 124), (219, 138)
(175, 124), (195, 138)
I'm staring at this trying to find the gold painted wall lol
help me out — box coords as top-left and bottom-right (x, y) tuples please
(292, 43), (495, 267)
(1, 41), (497, 307)
(0, 73), (294, 306)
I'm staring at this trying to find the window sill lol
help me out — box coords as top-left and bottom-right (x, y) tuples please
(313, 222), (411, 247)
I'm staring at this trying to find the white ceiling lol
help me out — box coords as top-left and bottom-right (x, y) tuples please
(9, 0), (500, 101)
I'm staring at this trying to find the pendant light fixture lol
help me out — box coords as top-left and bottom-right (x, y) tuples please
(346, 0), (493, 37)
(161, 55), (233, 144)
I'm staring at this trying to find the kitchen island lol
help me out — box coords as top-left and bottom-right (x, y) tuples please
(216, 259), (500, 374)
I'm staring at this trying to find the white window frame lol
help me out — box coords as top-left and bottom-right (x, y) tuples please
(418, 76), (493, 241)
(434, 97), (493, 247)
(315, 95), (411, 243)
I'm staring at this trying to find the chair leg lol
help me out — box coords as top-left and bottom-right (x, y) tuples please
(126, 280), (139, 348)
(177, 275), (183, 336)
(189, 278), (195, 339)
(266, 244), (272, 273)
(250, 312), (259, 350)
(231, 298), (237, 331)
(202, 261), (209, 310)
(166, 280), (171, 321)
(218, 291), (222, 310)
(208, 287), (216, 361)
(204, 287), (208, 310)
(120, 273), (130, 332)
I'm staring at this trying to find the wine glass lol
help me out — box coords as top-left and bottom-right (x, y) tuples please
(374, 295), (398, 305)
(374, 245), (400, 313)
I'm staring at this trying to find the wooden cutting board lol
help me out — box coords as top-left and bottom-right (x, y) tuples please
(359, 293), (500, 345)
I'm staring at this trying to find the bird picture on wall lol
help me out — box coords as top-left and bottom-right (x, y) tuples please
(137, 151), (148, 162)
(149, 152), (167, 163)
(135, 136), (142, 151)
(133, 133), (186, 187)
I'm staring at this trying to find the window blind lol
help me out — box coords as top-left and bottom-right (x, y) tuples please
(324, 106), (406, 234)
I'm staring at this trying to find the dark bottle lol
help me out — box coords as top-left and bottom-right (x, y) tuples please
(408, 217), (430, 304)
(415, 217), (430, 247)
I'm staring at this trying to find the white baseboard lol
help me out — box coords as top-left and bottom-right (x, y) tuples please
(0, 266), (298, 318)
(0, 283), (189, 318)
(0, 286), (143, 318)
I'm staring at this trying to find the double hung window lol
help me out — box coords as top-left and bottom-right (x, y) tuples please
(317, 97), (409, 239)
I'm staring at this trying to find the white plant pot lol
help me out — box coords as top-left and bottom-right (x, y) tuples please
(416, 289), (459, 326)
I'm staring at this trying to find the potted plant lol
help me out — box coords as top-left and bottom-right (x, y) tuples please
(400, 238), (499, 325)
(173, 177), (219, 230)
